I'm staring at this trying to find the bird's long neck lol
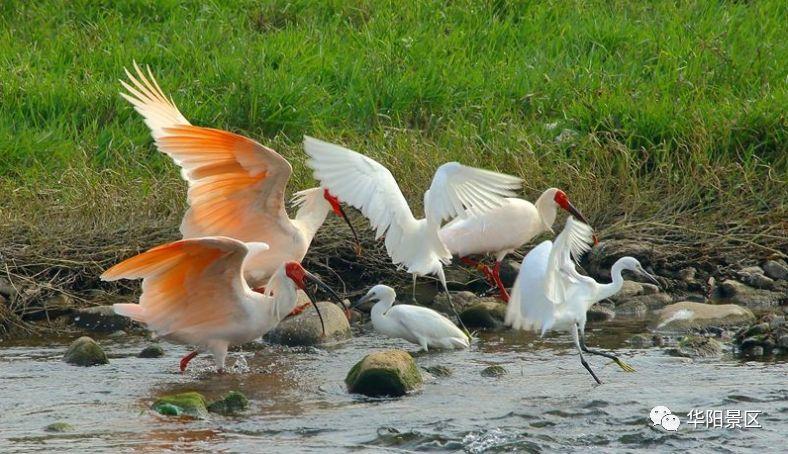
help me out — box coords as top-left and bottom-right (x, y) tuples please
(371, 294), (396, 319)
(534, 191), (558, 231)
(260, 271), (299, 331)
(292, 192), (332, 243)
(594, 258), (628, 304)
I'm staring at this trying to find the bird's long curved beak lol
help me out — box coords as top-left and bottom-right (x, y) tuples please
(302, 269), (347, 332)
(336, 204), (363, 257)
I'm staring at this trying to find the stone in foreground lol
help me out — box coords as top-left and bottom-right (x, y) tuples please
(655, 301), (755, 332)
(481, 365), (508, 377)
(138, 344), (165, 358)
(345, 350), (422, 397)
(152, 392), (208, 418)
(459, 300), (507, 329)
(207, 391), (250, 415)
(266, 301), (351, 346)
(45, 422), (74, 432)
(63, 336), (108, 366)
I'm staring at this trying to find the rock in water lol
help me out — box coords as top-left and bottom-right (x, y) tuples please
(152, 392), (208, 418)
(207, 391), (249, 415)
(655, 301), (755, 333)
(63, 336), (108, 366)
(481, 365), (508, 377)
(73, 305), (134, 332)
(45, 422), (74, 432)
(670, 335), (723, 358)
(432, 291), (481, 315)
(734, 315), (787, 357)
(138, 345), (165, 358)
(423, 365), (452, 377)
(345, 350), (423, 397)
(460, 300), (507, 329)
(266, 301), (351, 346)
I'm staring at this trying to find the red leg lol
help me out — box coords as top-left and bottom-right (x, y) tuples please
(460, 256), (480, 268)
(179, 351), (199, 372)
(491, 261), (510, 303)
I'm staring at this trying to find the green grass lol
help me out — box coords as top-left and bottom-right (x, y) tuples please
(0, 0), (785, 238)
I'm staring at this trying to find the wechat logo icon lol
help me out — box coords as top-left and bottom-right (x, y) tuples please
(650, 406), (680, 432)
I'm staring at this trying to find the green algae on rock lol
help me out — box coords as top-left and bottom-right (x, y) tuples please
(346, 350), (422, 397)
(152, 392), (208, 418)
(63, 336), (108, 366)
(207, 391), (250, 415)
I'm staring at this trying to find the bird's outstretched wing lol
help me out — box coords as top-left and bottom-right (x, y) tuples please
(303, 136), (420, 263)
(102, 237), (265, 342)
(506, 240), (556, 334)
(543, 216), (595, 305)
(120, 63), (294, 241)
(424, 162), (522, 225)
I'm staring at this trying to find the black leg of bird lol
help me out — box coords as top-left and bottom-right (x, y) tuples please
(579, 330), (635, 372)
(573, 324), (602, 384)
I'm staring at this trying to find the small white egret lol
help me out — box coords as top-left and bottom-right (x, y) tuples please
(505, 217), (658, 384)
(303, 136), (522, 331)
(101, 237), (344, 372)
(120, 63), (360, 291)
(353, 285), (470, 351)
(439, 189), (594, 302)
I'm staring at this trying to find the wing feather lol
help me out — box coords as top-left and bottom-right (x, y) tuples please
(101, 237), (265, 341)
(425, 162), (522, 225)
(543, 216), (595, 305)
(120, 65), (294, 241)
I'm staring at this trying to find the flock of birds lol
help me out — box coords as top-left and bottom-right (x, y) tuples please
(103, 63), (658, 384)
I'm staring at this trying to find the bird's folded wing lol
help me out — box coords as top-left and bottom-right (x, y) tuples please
(120, 64), (294, 241)
(424, 162), (522, 225)
(543, 216), (594, 305)
(101, 237), (261, 337)
(304, 135), (419, 241)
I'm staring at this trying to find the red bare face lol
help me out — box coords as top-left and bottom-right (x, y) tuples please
(323, 189), (344, 217)
(284, 262), (306, 289)
(553, 190), (570, 210)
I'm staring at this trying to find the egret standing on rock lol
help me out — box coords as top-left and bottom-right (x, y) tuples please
(102, 237), (345, 372)
(353, 285), (470, 351)
(505, 217), (658, 384)
(439, 189), (594, 302)
(120, 63), (360, 291)
(304, 136), (522, 332)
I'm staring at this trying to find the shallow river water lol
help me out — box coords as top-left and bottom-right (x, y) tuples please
(2, 318), (786, 453)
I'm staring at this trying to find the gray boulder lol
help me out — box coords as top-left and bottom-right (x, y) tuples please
(63, 336), (109, 366)
(625, 292), (674, 310)
(138, 345), (165, 358)
(266, 301), (350, 346)
(481, 365), (508, 377)
(616, 300), (648, 317)
(346, 350), (423, 397)
(713, 280), (783, 310)
(73, 305), (134, 332)
(763, 260), (788, 281)
(655, 301), (755, 332)
(587, 304), (615, 322)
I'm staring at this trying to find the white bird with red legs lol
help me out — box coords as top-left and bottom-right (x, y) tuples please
(505, 216), (659, 384)
(303, 136), (523, 333)
(101, 237), (345, 372)
(439, 189), (595, 302)
(119, 64), (360, 295)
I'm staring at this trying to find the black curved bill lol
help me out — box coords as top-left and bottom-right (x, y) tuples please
(336, 204), (362, 256)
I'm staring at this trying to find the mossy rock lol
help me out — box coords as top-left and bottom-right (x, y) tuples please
(45, 422), (74, 432)
(345, 350), (422, 397)
(63, 336), (108, 366)
(481, 365), (508, 377)
(152, 392), (208, 418)
(670, 335), (723, 358)
(138, 345), (165, 358)
(207, 391), (249, 415)
(423, 365), (452, 377)
(459, 300), (507, 329)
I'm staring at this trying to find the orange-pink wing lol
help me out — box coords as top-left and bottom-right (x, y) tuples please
(120, 65), (294, 241)
(101, 237), (251, 339)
